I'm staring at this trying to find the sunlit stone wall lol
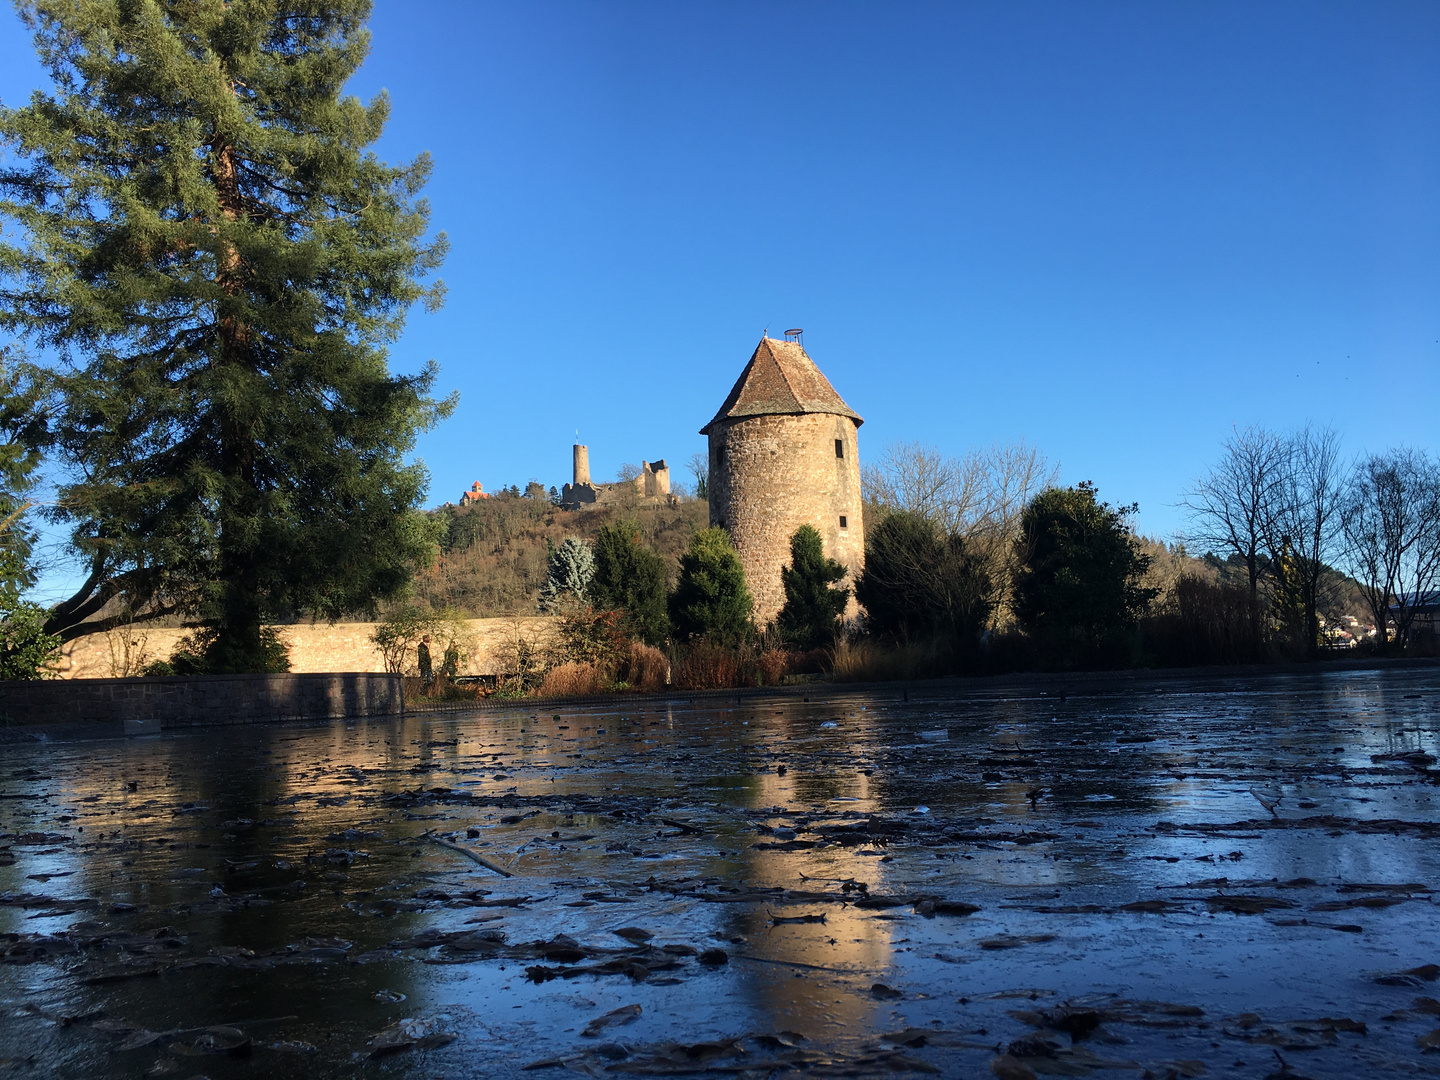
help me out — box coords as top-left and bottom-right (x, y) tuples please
(55, 616), (560, 680)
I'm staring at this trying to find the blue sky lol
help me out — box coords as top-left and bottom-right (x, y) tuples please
(3, 1), (1438, 582)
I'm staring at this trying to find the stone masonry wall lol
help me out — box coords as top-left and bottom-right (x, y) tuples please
(0, 672), (402, 734)
(55, 616), (560, 680)
(709, 412), (864, 625)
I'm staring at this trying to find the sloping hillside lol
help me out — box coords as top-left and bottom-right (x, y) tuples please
(412, 492), (708, 616)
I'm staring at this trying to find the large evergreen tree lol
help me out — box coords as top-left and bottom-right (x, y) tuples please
(0, 0), (452, 670)
(590, 520), (669, 645)
(776, 523), (849, 650)
(670, 526), (752, 645)
(1012, 483), (1156, 655)
(0, 350), (59, 679)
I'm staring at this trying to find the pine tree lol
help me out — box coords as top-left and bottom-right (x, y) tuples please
(539, 537), (595, 611)
(590, 520), (669, 645)
(0, 351), (46, 595)
(670, 527), (753, 645)
(0, 0), (453, 670)
(776, 524), (849, 650)
(0, 350), (62, 679)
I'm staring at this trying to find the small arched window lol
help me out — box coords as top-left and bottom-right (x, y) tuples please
(835, 439), (844, 459)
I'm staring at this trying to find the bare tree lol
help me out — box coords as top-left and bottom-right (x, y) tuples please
(863, 440), (1056, 538)
(1266, 425), (1344, 653)
(1181, 426), (1287, 610)
(862, 442), (965, 528)
(687, 451), (708, 502)
(975, 441), (1059, 541)
(862, 439), (1057, 626)
(1341, 448), (1440, 649)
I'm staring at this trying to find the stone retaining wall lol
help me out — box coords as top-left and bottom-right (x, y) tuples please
(55, 616), (560, 680)
(0, 672), (403, 735)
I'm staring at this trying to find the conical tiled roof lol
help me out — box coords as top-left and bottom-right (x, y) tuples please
(700, 337), (863, 434)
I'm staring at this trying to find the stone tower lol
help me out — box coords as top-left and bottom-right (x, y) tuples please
(702, 335), (864, 626)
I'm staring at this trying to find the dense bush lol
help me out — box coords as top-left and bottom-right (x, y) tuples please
(670, 527), (754, 645)
(617, 641), (669, 691)
(0, 598), (61, 680)
(541, 612), (669, 694)
(1013, 483), (1156, 664)
(149, 625), (291, 676)
(1140, 574), (1273, 667)
(664, 639), (794, 690)
(590, 521), (671, 645)
(540, 661), (608, 697)
(553, 607), (630, 669)
(776, 524), (850, 650)
(854, 510), (991, 645)
(829, 636), (955, 683)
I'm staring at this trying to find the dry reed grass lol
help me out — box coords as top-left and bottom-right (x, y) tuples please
(829, 638), (952, 682)
(670, 640), (749, 690)
(540, 661), (608, 697)
(756, 649), (789, 685)
(666, 642), (802, 689)
(618, 641), (669, 692)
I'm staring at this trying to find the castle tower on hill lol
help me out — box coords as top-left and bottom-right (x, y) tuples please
(702, 335), (864, 626)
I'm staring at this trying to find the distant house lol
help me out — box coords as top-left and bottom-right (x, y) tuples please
(459, 481), (489, 505)
(1391, 591), (1440, 644)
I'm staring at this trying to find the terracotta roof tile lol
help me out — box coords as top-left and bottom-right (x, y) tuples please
(700, 338), (862, 434)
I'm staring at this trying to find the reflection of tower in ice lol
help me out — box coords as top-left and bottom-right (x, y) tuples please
(723, 723), (896, 1041)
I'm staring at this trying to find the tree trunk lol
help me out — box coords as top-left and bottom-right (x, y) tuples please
(209, 132), (265, 671)
(1246, 548), (1261, 653)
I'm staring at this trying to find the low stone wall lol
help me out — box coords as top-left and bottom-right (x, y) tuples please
(55, 616), (560, 680)
(0, 672), (403, 735)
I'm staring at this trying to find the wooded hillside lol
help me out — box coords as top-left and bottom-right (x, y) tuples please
(412, 493), (708, 616)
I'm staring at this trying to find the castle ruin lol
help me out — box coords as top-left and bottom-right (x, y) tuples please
(703, 334), (864, 626)
(561, 444), (675, 509)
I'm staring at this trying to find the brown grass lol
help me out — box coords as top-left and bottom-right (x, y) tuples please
(756, 649), (790, 686)
(829, 638), (951, 682)
(412, 495), (708, 618)
(618, 641), (669, 692)
(670, 640), (750, 690)
(540, 661), (609, 697)
(666, 642), (800, 689)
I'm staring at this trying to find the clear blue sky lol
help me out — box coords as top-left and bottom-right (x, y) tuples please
(3, 1), (1437, 560)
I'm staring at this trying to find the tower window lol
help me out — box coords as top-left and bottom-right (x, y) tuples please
(839, 516), (848, 529)
(835, 439), (844, 458)
(717, 447), (725, 465)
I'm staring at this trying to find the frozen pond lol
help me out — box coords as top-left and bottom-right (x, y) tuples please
(3, 665), (1439, 1078)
